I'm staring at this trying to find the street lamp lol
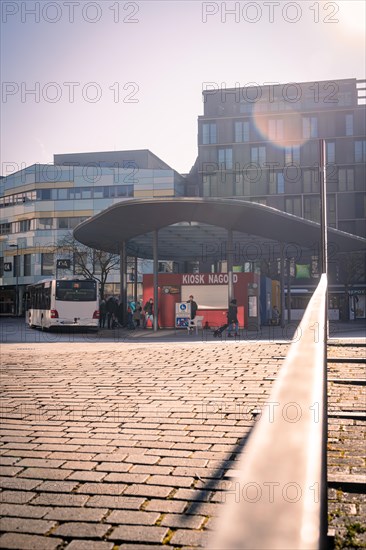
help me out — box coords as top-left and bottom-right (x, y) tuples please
(9, 244), (19, 316)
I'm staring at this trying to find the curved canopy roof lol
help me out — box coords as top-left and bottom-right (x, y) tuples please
(74, 197), (365, 260)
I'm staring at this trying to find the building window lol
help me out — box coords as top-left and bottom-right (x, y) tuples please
(0, 223), (11, 235)
(338, 168), (354, 191)
(251, 146), (266, 166)
(302, 116), (318, 139)
(0, 257), (3, 277)
(24, 254), (31, 276)
(38, 218), (53, 230)
(234, 121), (249, 142)
(202, 123), (217, 144)
(268, 119), (284, 140)
(327, 195), (336, 228)
(234, 173), (250, 196)
(202, 174), (217, 196)
(345, 114), (353, 136)
(304, 196), (320, 223)
(277, 173), (285, 194)
(218, 148), (233, 170)
(57, 217), (88, 230)
(326, 141), (336, 164)
(19, 219), (31, 232)
(355, 140), (366, 162)
(269, 172), (285, 194)
(285, 197), (302, 217)
(14, 255), (20, 277)
(41, 253), (54, 276)
(285, 146), (300, 165)
(303, 169), (319, 193)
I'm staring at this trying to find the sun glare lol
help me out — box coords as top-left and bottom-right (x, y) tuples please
(338, 0), (366, 34)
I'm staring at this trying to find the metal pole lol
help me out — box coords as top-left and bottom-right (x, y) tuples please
(227, 229), (234, 303)
(280, 245), (286, 328)
(9, 244), (19, 316)
(153, 230), (159, 332)
(320, 139), (328, 276)
(319, 138), (329, 547)
(15, 251), (19, 316)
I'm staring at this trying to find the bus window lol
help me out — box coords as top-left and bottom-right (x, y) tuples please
(56, 280), (96, 302)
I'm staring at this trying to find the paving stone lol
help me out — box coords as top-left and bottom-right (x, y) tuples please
(124, 484), (173, 498)
(0, 517), (57, 535)
(65, 542), (114, 550)
(86, 495), (145, 510)
(107, 525), (169, 543)
(95, 462), (130, 472)
(0, 533), (63, 549)
(0, 490), (36, 504)
(44, 507), (109, 522)
(0, 477), (42, 491)
(18, 468), (74, 480)
(146, 475), (195, 488)
(0, 504), (49, 518)
(52, 522), (111, 538)
(31, 493), (89, 507)
(103, 472), (149, 484)
(107, 510), (160, 525)
(76, 482), (127, 495)
(34, 480), (79, 493)
(170, 528), (211, 546)
(144, 499), (188, 513)
(160, 513), (206, 529)
(67, 471), (107, 482)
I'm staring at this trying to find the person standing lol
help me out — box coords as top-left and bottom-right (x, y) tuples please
(187, 295), (198, 320)
(106, 296), (117, 329)
(143, 298), (154, 328)
(99, 297), (107, 329)
(227, 298), (239, 337)
(133, 301), (142, 328)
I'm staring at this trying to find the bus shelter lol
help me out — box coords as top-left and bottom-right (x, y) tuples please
(73, 197), (365, 330)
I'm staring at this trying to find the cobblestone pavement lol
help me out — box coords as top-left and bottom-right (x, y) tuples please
(0, 340), (365, 549)
(327, 344), (366, 549)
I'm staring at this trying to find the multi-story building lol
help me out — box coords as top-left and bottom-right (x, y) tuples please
(194, 78), (366, 318)
(197, 78), (366, 238)
(0, 150), (185, 314)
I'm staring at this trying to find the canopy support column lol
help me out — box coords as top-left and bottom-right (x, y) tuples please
(120, 242), (127, 326)
(287, 258), (292, 324)
(153, 230), (159, 332)
(133, 255), (138, 303)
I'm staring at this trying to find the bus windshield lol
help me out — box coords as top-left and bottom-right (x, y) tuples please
(55, 280), (97, 302)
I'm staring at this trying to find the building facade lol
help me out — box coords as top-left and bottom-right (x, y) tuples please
(0, 150), (185, 314)
(194, 78), (366, 318)
(197, 78), (366, 238)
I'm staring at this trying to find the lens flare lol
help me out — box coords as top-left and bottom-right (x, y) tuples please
(252, 98), (309, 150)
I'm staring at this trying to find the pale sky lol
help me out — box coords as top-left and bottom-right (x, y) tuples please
(1, 0), (365, 176)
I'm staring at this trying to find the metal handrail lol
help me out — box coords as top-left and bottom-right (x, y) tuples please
(212, 274), (328, 549)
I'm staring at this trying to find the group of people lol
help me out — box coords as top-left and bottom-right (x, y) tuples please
(100, 294), (281, 333)
(99, 296), (155, 330)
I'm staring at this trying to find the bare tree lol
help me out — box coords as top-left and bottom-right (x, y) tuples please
(336, 251), (366, 319)
(56, 232), (120, 298)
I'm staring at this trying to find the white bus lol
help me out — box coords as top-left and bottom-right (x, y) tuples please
(27, 278), (99, 330)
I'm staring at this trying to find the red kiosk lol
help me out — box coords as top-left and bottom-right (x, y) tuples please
(142, 272), (260, 329)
